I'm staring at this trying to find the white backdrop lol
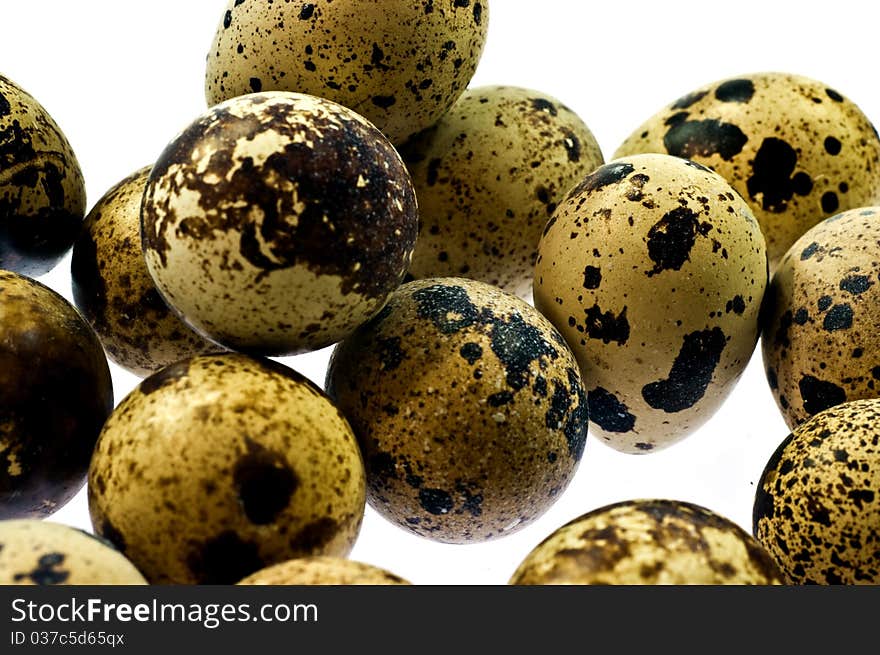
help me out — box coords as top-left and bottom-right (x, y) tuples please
(3, 1), (874, 585)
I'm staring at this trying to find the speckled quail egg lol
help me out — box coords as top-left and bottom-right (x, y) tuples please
(206, 0), (489, 146)
(71, 167), (220, 377)
(399, 86), (604, 298)
(0, 74), (86, 276)
(325, 277), (588, 544)
(762, 207), (880, 430)
(534, 154), (767, 453)
(0, 270), (113, 519)
(754, 399), (880, 584)
(510, 499), (784, 585)
(237, 556), (410, 585)
(614, 72), (880, 267)
(0, 520), (146, 585)
(88, 353), (366, 584)
(141, 92), (418, 356)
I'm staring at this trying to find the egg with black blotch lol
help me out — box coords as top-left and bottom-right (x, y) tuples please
(614, 72), (880, 268)
(87, 353), (366, 584)
(326, 277), (589, 544)
(0, 74), (86, 276)
(206, 0), (489, 146)
(71, 167), (221, 377)
(510, 499), (784, 585)
(761, 207), (880, 429)
(0, 270), (113, 519)
(237, 556), (410, 585)
(534, 154), (767, 453)
(754, 398), (880, 584)
(0, 520), (146, 585)
(400, 85), (604, 298)
(141, 92), (418, 356)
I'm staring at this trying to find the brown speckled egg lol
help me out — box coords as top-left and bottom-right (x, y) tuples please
(206, 0), (489, 145)
(754, 399), (880, 584)
(534, 154), (767, 453)
(510, 499), (784, 585)
(0, 270), (113, 519)
(87, 353), (366, 584)
(400, 86), (604, 298)
(0, 74), (86, 276)
(614, 72), (880, 267)
(71, 167), (220, 377)
(761, 207), (880, 430)
(0, 520), (146, 585)
(325, 277), (588, 544)
(141, 92), (418, 356)
(237, 556), (410, 585)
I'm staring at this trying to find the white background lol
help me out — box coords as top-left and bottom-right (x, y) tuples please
(2, 1), (873, 585)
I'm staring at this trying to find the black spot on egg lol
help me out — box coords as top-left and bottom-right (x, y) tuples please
(588, 387), (636, 433)
(726, 295), (746, 315)
(489, 313), (559, 390)
(671, 90), (708, 109)
(714, 79), (755, 103)
(413, 284), (479, 334)
(645, 207), (712, 275)
(798, 375), (846, 416)
(573, 162), (634, 195)
(818, 295), (833, 311)
(582, 265), (601, 289)
(376, 336), (406, 371)
(289, 518), (340, 552)
(824, 136), (842, 155)
(826, 88), (844, 102)
(187, 531), (264, 585)
(13, 553), (69, 585)
(663, 119), (748, 161)
(642, 328), (727, 413)
(823, 304), (853, 331)
(583, 304), (630, 345)
(839, 275), (872, 295)
(139, 359), (191, 395)
(419, 488), (454, 515)
(233, 440), (298, 525)
(821, 192), (839, 214)
(746, 138), (814, 212)
(800, 242), (820, 260)
(299, 4), (315, 20)
(459, 342), (483, 364)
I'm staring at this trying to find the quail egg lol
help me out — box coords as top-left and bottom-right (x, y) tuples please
(0, 74), (86, 276)
(88, 353), (366, 584)
(0, 270), (113, 519)
(614, 72), (880, 267)
(400, 86), (604, 297)
(325, 277), (589, 544)
(510, 499), (784, 585)
(534, 154), (767, 453)
(71, 167), (220, 377)
(141, 91), (418, 356)
(206, 0), (489, 145)
(762, 207), (880, 429)
(237, 556), (410, 585)
(754, 399), (880, 584)
(0, 520), (146, 585)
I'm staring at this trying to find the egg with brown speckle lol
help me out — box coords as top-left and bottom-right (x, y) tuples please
(206, 0), (489, 146)
(0, 270), (113, 519)
(71, 167), (220, 377)
(614, 72), (880, 268)
(325, 277), (589, 544)
(400, 86), (604, 298)
(237, 556), (410, 585)
(0, 520), (146, 585)
(510, 499), (784, 585)
(753, 399), (880, 584)
(141, 92), (418, 356)
(534, 154), (767, 453)
(87, 353), (366, 584)
(761, 207), (880, 430)
(0, 74), (86, 277)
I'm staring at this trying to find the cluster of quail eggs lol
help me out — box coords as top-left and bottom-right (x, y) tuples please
(2, 1), (880, 586)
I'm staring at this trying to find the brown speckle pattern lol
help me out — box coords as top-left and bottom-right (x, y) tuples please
(206, 0), (489, 145)
(0, 271), (113, 519)
(761, 207), (880, 429)
(87, 353), (366, 584)
(237, 556), (410, 585)
(511, 499), (784, 585)
(614, 73), (880, 268)
(0, 74), (85, 276)
(400, 86), (604, 297)
(70, 167), (221, 377)
(534, 154), (767, 453)
(754, 399), (880, 584)
(141, 92), (418, 356)
(0, 520), (146, 585)
(326, 277), (588, 544)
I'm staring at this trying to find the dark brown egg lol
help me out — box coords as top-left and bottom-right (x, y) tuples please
(0, 270), (113, 519)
